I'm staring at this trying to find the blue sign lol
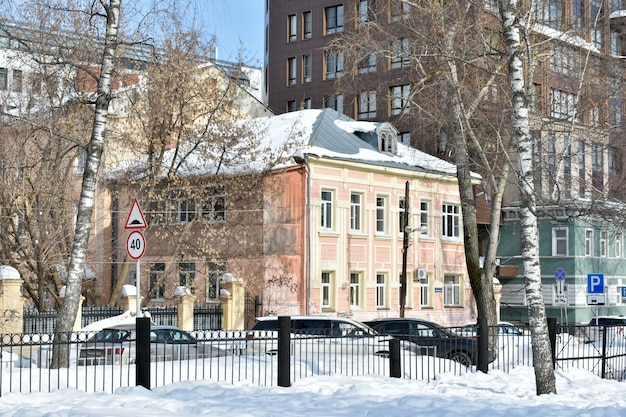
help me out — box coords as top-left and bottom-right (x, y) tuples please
(621, 287), (626, 299)
(587, 274), (605, 294)
(555, 268), (566, 281)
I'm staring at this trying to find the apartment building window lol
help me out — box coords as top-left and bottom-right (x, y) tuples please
(609, 147), (621, 177)
(534, 0), (562, 29)
(399, 196), (407, 234)
(442, 203), (460, 239)
(358, 90), (377, 119)
(550, 88), (575, 120)
(207, 260), (224, 300)
(547, 133), (556, 188)
(591, 142), (603, 191)
(552, 228), (568, 256)
(585, 229), (594, 256)
(590, 0), (603, 48)
(321, 272), (333, 309)
(550, 44), (579, 74)
(443, 275), (461, 307)
(391, 38), (410, 69)
(420, 201), (430, 236)
(358, 54), (377, 73)
(600, 230), (608, 257)
(325, 5), (344, 34)
(376, 195), (387, 233)
(578, 141), (586, 197)
(288, 14), (297, 42)
(350, 192), (363, 232)
(146, 186), (225, 225)
(302, 98), (311, 109)
(563, 136), (571, 195)
(303, 11), (312, 39)
(390, 84), (410, 115)
(287, 100), (296, 112)
(179, 262), (196, 290)
(302, 55), (311, 83)
(0, 68), (7, 90)
(324, 94), (344, 113)
(149, 262), (166, 300)
(350, 272), (362, 308)
(287, 57), (296, 85)
(609, 93), (623, 128)
(376, 273), (387, 308)
(358, 0), (376, 25)
(397, 132), (410, 144)
(75, 151), (87, 174)
(419, 275), (430, 307)
(321, 189), (333, 229)
(391, 0), (410, 20)
(616, 232), (623, 258)
(12, 69), (22, 92)
(324, 50), (344, 79)
(573, 0), (583, 28)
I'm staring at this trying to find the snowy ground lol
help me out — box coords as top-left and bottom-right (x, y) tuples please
(0, 366), (624, 417)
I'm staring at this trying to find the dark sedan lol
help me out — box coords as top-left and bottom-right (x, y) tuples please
(364, 318), (496, 366)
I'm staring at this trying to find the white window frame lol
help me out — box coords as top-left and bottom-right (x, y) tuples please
(321, 189), (333, 229)
(616, 232), (623, 258)
(376, 273), (387, 308)
(443, 275), (461, 307)
(321, 271), (333, 309)
(442, 203), (460, 239)
(419, 274), (430, 307)
(349, 272), (362, 308)
(552, 228), (568, 256)
(585, 229), (594, 257)
(376, 195), (387, 234)
(600, 230), (608, 258)
(350, 192), (363, 232)
(420, 200), (430, 237)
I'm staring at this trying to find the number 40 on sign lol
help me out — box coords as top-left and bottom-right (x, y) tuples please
(126, 230), (146, 260)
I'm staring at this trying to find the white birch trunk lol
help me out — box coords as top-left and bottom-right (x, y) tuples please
(52, 0), (121, 368)
(498, 0), (557, 395)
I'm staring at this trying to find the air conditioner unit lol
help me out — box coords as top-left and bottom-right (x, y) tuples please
(414, 269), (428, 280)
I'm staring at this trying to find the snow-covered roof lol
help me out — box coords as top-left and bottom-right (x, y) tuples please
(107, 109), (468, 181)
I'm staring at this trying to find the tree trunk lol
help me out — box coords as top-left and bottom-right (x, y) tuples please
(498, 0), (557, 395)
(51, 0), (121, 368)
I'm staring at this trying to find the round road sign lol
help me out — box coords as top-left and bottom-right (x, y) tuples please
(126, 230), (146, 260)
(555, 267), (566, 281)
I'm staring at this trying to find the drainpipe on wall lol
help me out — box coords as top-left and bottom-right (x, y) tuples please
(304, 156), (311, 315)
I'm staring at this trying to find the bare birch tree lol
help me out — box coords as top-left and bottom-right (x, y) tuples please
(498, 0), (556, 395)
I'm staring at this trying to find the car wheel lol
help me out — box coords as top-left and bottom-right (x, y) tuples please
(448, 350), (472, 366)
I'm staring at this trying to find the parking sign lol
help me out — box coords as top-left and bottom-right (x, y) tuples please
(587, 273), (604, 294)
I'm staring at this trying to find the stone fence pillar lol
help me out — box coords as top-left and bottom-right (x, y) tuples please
(121, 285), (143, 316)
(175, 287), (196, 331)
(219, 273), (245, 330)
(493, 278), (503, 323)
(0, 265), (25, 334)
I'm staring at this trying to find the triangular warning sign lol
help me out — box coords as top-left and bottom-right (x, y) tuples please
(125, 199), (147, 229)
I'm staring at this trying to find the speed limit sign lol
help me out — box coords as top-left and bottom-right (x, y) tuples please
(126, 230), (146, 260)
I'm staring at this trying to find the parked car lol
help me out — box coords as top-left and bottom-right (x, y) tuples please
(246, 315), (406, 357)
(457, 322), (527, 338)
(585, 316), (626, 344)
(78, 324), (227, 365)
(364, 318), (496, 366)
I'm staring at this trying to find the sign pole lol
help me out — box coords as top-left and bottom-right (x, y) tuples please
(136, 259), (141, 317)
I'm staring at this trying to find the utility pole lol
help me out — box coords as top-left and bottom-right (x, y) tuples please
(400, 181), (410, 318)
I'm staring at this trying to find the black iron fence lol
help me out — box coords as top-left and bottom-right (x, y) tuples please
(0, 322), (624, 395)
(23, 305), (223, 333)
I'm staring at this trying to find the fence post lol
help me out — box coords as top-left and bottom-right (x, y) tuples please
(389, 338), (401, 378)
(278, 316), (291, 387)
(175, 288), (196, 331)
(477, 316), (489, 373)
(219, 274), (245, 330)
(547, 317), (557, 369)
(0, 266), (24, 335)
(136, 317), (151, 389)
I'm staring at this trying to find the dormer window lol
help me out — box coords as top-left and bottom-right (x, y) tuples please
(377, 125), (398, 153)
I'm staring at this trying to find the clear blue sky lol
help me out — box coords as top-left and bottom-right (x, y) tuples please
(204, 1), (265, 65)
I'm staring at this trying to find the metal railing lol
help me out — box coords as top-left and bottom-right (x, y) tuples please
(0, 322), (624, 395)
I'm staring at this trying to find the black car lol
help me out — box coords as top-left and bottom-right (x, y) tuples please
(364, 318), (495, 366)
